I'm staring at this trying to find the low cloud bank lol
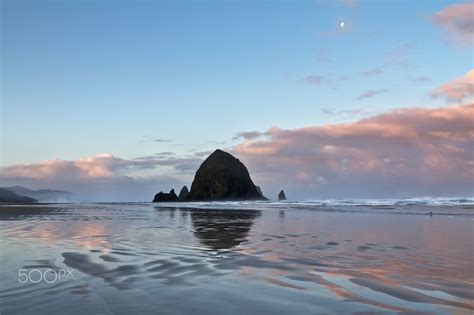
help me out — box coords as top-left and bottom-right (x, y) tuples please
(232, 103), (474, 199)
(2, 104), (472, 201)
(0, 153), (201, 201)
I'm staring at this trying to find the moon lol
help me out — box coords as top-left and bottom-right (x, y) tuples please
(340, 21), (345, 28)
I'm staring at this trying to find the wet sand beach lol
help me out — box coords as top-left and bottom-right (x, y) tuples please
(0, 202), (473, 314)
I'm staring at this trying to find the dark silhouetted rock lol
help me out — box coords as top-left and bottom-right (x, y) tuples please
(278, 190), (287, 201)
(178, 186), (189, 201)
(255, 186), (263, 198)
(0, 187), (37, 203)
(5, 186), (74, 202)
(153, 189), (179, 202)
(187, 149), (267, 201)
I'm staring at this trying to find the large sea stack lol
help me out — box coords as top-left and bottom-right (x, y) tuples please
(186, 149), (267, 201)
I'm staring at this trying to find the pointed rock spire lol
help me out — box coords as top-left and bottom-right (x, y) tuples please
(278, 190), (287, 201)
(179, 186), (189, 201)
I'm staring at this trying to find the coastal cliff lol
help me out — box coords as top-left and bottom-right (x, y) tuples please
(0, 187), (37, 203)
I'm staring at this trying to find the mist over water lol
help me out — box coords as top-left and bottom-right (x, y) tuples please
(0, 202), (473, 314)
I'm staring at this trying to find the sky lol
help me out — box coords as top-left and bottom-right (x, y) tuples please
(1, 0), (473, 201)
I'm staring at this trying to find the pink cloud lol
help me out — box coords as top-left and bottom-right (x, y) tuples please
(432, 2), (474, 45)
(3, 103), (473, 200)
(431, 69), (474, 102)
(2, 153), (126, 180)
(232, 104), (474, 199)
(0, 153), (202, 201)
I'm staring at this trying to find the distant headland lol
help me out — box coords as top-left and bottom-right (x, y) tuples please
(0, 186), (75, 204)
(0, 187), (37, 204)
(153, 149), (269, 202)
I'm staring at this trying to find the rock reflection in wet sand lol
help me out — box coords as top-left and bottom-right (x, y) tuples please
(188, 208), (260, 250)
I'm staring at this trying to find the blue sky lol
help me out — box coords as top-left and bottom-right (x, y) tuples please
(1, 0), (473, 200)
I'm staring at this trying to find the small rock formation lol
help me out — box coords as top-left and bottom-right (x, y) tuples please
(278, 190), (287, 201)
(153, 189), (179, 202)
(186, 149), (267, 201)
(178, 186), (189, 201)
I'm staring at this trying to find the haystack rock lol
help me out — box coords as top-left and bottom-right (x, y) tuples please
(178, 186), (189, 201)
(186, 149), (267, 201)
(153, 189), (179, 202)
(278, 190), (287, 201)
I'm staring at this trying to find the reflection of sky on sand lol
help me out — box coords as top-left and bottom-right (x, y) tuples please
(0, 203), (473, 314)
(4, 217), (112, 250)
(238, 211), (474, 312)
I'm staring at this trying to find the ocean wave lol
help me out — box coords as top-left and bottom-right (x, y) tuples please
(149, 197), (474, 216)
(152, 197), (474, 208)
(300, 197), (474, 206)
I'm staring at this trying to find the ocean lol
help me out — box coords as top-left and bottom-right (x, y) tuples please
(0, 200), (473, 314)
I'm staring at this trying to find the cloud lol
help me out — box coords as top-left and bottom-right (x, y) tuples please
(432, 2), (474, 46)
(130, 155), (202, 173)
(384, 42), (414, 68)
(356, 89), (388, 101)
(0, 153), (203, 201)
(321, 108), (370, 117)
(361, 68), (384, 76)
(232, 104), (474, 199)
(193, 150), (214, 157)
(155, 151), (175, 156)
(411, 76), (432, 82)
(431, 69), (474, 102)
(358, 42), (414, 80)
(233, 131), (263, 140)
(301, 74), (351, 90)
(303, 75), (328, 86)
(139, 136), (173, 144)
(4, 104), (473, 201)
(1, 153), (119, 179)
